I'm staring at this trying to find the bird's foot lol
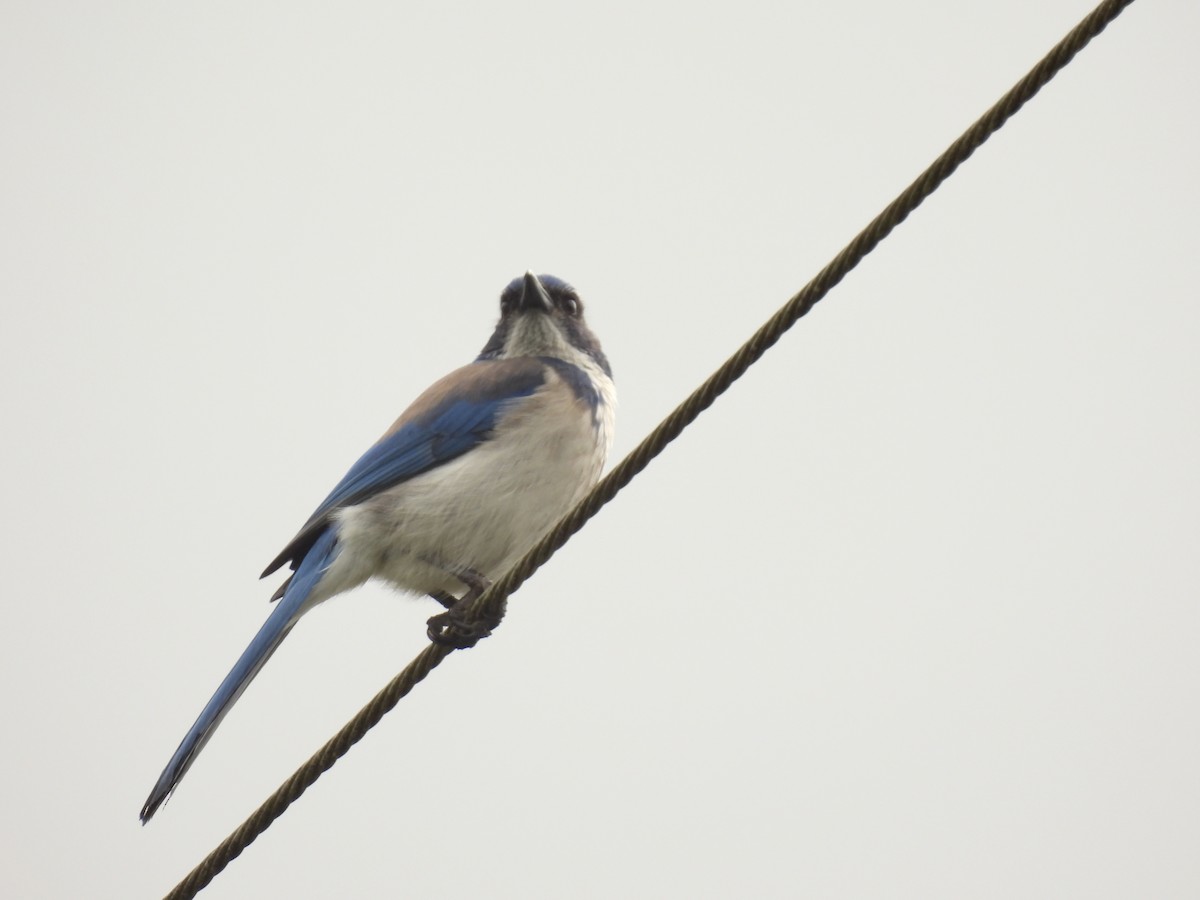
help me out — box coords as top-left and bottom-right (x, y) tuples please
(426, 593), (507, 649)
(424, 565), (505, 648)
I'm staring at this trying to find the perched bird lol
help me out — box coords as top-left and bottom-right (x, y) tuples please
(140, 272), (615, 823)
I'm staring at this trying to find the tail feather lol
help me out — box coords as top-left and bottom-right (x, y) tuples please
(140, 527), (339, 823)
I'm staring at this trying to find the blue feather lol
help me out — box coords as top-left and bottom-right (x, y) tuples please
(140, 527), (341, 823)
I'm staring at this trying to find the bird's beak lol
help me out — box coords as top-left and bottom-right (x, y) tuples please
(518, 271), (553, 313)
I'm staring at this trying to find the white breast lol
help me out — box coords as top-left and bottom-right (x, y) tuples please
(325, 365), (615, 602)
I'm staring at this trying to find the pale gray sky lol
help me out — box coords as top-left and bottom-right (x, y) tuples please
(2, 2), (1197, 898)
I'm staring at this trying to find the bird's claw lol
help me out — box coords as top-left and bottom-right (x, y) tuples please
(425, 599), (506, 649)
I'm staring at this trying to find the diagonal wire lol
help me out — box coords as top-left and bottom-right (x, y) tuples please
(163, 1), (1138, 896)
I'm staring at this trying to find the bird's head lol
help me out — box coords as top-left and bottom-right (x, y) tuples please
(477, 272), (611, 377)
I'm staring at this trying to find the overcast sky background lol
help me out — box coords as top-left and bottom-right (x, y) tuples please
(2, 2), (1197, 898)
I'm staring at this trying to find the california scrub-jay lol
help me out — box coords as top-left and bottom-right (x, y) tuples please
(140, 272), (615, 822)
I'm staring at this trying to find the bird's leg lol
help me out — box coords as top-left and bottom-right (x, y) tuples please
(424, 564), (507, 649)
(428, 590), (458, 610)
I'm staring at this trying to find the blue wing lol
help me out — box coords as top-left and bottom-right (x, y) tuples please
(261, 358), (548, 584)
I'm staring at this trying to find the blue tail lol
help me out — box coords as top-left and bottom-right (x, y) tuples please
(140, 527), (340, 823)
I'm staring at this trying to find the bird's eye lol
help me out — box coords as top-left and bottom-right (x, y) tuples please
(560, 296), (580, 316)
(500, 296), (514, 314)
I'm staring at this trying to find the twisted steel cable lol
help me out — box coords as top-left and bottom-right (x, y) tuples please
(164, 2), (1139, 895)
